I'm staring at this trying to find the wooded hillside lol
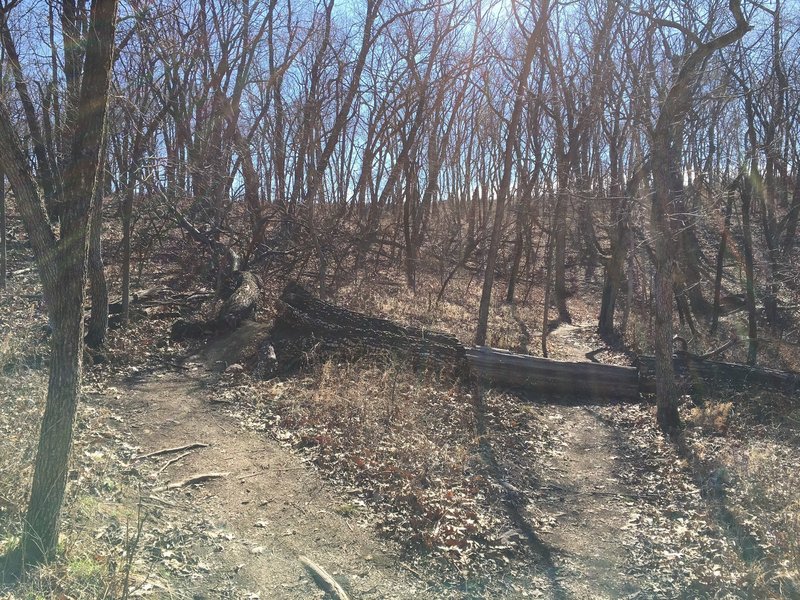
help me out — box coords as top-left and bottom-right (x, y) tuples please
(2, 0), (800, 597)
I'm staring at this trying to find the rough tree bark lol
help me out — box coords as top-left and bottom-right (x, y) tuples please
(86, 153), (108, 350)
(261, 283), (467, 378)
(0, 0), (118, 568)
(0, 170), (5, 291)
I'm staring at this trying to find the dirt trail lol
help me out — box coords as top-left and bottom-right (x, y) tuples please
(113, 320), (645, 598)
(114, 324), (425, 599)
(519, 323), (641, 599)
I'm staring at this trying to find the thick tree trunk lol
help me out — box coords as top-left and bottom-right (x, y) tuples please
(638, 354), (800, 396)
(648, 2), (750, 433)
(0, 170), (5, 291)
(467, 346), (640, 400)
(651, 154), (681, 431)
(86, 173), (108, 349)
(120, 182), (134, 326)
(21, 282), (84, 564)
(261, 283), (467, 378)
(599, 201), (629, 339)
(0, 0), (119, 569)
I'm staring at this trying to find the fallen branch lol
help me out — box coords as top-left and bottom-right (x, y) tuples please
(467, 346), (641, 401)
(259, 283), (467, 378)
(156, 451), (195, 474)
(164, 472), (228, 490)
(699, 337), (739, 360)
(638, 355), (800, 395)
(299, 555), (351, 600)
(133, 442), (209, 461)
(585, 347), (605, 363)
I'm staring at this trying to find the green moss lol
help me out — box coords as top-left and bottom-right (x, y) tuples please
(67, 555), (104, 584)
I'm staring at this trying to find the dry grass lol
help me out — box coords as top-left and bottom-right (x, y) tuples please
(0, 270), (157, 599)
(676, 389), (800, 597)
(229, 355), (521, 567)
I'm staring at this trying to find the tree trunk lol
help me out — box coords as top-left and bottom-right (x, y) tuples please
(0, 170), (5, 291)
(120, 180), (134, 326)
(505, 209), (525, 304)
(741, 175), (759, 365)
(781, 170), (800, 254)
(21, 276), (84, 565)
(261, 283), (467, 378)
(86, 166), (108, 349)
(598, 195), (630, 338)
(0, 0), (119, 568)
(475, 0), (550, 346)
(541, 229), (554, 358)
(648, 1), (750, 433)
(710, 185), (735, 334)
(553, 183), (571, 324)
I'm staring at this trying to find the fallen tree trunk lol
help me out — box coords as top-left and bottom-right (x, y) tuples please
(637, 353), (800, 395)
(171, 271), (261, 341)
(466, 346), (641, 401)
(258, 283), (467, 377)
(217, 271), (261, 329)
(259, 283), (800, 402)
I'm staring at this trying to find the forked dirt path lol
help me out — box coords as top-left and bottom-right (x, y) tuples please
(113, 320), (647, 598)
(516, 322), (642, 598)
(114, 324), (425, 599)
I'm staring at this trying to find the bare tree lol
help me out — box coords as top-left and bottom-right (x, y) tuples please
(474, 0), (551, 346)
(0, 0), (119, 567)
(648, 0), (750, 432)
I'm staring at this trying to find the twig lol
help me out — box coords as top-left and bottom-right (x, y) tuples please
(585, 347), (605, 363)
(156, 451), (194, 474)
(133, 442), (208, 461)
(143, 495), (177, 508)
(699, 337), (739, 360)
(299, 555), (351, 600)
(164, 472), (228, 490)
(239, 469), (268, 481)
(400, 562), (424, 580)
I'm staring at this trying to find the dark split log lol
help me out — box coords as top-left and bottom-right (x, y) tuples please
(258, 283), (467, 377)
(217, 271), (261, 329)
(466, 346), (641, 401)
(171, 271), (261, 341)
(258, 283), (800, 402)
(637, 353), (800, 396)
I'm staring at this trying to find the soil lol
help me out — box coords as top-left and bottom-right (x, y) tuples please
(112, 323), (427, 599)
(110, 321), (644, 599)
(510, 323), (643, 599)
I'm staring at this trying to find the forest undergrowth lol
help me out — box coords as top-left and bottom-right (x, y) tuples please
(1, 220), (800, 598)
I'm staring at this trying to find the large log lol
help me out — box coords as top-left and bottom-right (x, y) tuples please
(258, 283), (468, 377)
(466, 346), (641, 401)
(216, 271), (261, 329)
(637, 353), (800, 395)
(259, 284), (800, 402)
(171, 271), (261, 341)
